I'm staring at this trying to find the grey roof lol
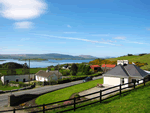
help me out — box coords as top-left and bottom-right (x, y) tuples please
(36, 70), (62, 78)
(103, 64), (129, 78)
(124, 64), (149, 78)
(103, 64), (149, 78)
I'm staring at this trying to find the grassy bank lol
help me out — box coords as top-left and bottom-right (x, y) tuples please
(0, 81), (21, 91)
(108, 54), (150, 70)
(43, 81), (150, 113)
(35, 78), (103, 105)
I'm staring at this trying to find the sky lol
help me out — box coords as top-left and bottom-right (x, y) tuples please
(0, 0), (150, 58)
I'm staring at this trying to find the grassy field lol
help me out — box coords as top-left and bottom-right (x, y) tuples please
(0, 81), (22, 91)
(0, 68), (47, 75)
(35, 78), (103, 105)
(108, 54), (150, 70)
(43, 80), (150, 113)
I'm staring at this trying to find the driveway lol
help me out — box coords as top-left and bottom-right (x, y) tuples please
(0, 76), (103, 107)
(79, 85), (132, 100)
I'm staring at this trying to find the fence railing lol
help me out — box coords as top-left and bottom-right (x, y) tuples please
(0, 77), (149, 113)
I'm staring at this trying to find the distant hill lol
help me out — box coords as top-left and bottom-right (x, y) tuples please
(0, 62), (25, 69)
(78, 55), (97, 59)
(0, 53), (96, 60)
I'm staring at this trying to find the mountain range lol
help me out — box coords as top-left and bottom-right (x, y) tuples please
(0, 53), (98, 60)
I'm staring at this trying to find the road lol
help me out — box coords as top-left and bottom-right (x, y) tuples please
(0, 76), (103, 107)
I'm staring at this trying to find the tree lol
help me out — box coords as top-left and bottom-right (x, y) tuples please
(71, 63), (78, 75)
(22, 63), (29, 74)
(7, 64), (16, 75)
(84, 65), (91, 75)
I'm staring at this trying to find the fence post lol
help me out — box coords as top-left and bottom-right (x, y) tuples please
(134, 82), (135, 89)
(100, 90), (102, 103)
(120, 84), (121, 96)
(13, 108), (15, 113)
(43, 104), (45, 113)
(74, 97), (76, 111)
(143, 78), (145, 86)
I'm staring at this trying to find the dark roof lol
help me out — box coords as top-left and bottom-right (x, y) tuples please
(36, 70), (62, 78)
(103, 64), (149, 78)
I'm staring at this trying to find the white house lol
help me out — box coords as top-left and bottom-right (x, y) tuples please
(35, 70), (62, 82)
(103, 60), (150, 88)
(1, 74), (35, 84)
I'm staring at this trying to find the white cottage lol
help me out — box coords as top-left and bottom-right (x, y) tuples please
(1, 74), (35, 84)
(103, 62), (150, 88)
(35, 70), (62, 82)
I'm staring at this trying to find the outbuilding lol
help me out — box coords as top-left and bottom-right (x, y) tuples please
(35, 70), (62, 82)
(103, 64), (150, 88)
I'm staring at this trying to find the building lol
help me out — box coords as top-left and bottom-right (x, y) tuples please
(90, 65), (101, 73)
(103, 62), (150, 88)
(35, 70), (62, 82)
(1, 74), (35, 84)
(101, 64), (116, 72)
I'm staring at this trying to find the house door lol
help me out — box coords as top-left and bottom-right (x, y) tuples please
(23, 78), (26, 82)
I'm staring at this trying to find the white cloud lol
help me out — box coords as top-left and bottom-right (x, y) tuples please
(67, 25), (71, 28)
(114, 37), (126, 40)
(14, 21), (33, 29)
(0, 0), (47, 20)
(91, 34), (109, 36)
(63, 32), (77, 34)
(127, 41), (146, 44)
(146, 28), (150, 31)
(35, 34), (121, 46)
(96, 46), (105, 47)
(21, 38), (30, 41)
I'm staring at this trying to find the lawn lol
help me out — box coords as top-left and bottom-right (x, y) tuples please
(35, 78), (103, 105)
(108, 54), (150, 70)
(0, 81), (21, 91)
(45, 80), (150, 113)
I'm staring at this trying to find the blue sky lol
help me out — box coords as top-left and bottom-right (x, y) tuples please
(0, 0), (150, 57)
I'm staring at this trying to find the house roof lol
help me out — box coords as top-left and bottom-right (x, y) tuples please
(90, 65), (100, 68)
(103, 64), (149, 78)
(101, 64), (116, 68)
(36, 70), (62, 78)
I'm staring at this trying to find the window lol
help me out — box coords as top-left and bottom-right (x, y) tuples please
(16, 79), (19, 82)
(122, 78), (124, 84)
(6, 80), (9, 83)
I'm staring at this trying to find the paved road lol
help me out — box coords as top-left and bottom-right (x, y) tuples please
(0, 76), (103, 107)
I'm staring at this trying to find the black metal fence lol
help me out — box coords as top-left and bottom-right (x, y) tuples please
(0, 78), (149, 113)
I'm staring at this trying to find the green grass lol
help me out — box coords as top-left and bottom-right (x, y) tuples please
(44, 81), (150, 113)
(108, 54), (150, 70)
(0, 68), (47, 75)
(0, 81), (22, 91)
(0, 86), (21, 91)
(35, 78), (103, 105)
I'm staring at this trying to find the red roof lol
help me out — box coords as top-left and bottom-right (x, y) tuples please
(90, 65), (100, 68)
(101, 64), (116, 68)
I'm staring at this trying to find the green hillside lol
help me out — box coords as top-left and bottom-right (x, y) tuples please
(107, 54), (150, 70)
(49, 81), (150, 113)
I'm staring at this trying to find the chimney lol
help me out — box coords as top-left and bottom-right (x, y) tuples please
(117, 60), (128, 65)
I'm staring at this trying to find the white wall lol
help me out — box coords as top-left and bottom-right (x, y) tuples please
(36, 75), (48, 82)
(2, 74), (35, 84)
(1, 76), (4, 83)
(104, 76), (121, 86)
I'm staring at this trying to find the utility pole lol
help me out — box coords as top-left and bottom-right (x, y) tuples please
(29, 59), (30, 85)
(57, 63), (59, 82)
